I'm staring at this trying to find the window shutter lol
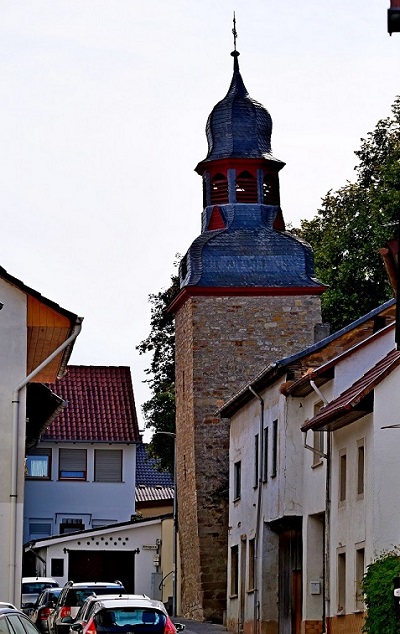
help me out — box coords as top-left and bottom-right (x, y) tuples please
(95, 449), (122, 482)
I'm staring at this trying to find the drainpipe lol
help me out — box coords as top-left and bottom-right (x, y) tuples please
(248, 386), (264, 634)
(308, 380), (330, 634)
(10, 318), (83, 606)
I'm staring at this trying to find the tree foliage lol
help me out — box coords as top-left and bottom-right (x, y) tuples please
(296, 96), (400, 332)
(136, 273), (180, 473)
(361, 549), (400, 634)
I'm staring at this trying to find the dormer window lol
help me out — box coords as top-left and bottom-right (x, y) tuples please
(236, 171), (257, 203)
(210, 173), (229, 204)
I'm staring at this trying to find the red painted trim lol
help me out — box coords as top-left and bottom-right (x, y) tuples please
(168, 284), (327, 313)
(195, 156), (285, 176)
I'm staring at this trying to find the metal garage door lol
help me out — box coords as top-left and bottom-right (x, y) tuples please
(68, 550), (136, 592)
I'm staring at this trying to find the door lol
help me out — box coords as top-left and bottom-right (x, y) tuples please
(68, 550), (136, 592)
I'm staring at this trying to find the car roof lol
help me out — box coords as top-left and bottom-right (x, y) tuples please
(22, 577), (58, 583)
(65, 582), (123, 588)
(0, 608), (24, 615)
(92, 598), (167, 612)
(0, 604), (17, 610)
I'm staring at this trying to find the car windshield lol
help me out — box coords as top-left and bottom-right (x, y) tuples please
(22, 583), (58, 594)
(67, 588), (124, 608)
(94, 609), (166, 633)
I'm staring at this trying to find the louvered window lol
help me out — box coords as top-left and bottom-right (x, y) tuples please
(263, 174), (279, 205)
(236, 171), (257, 202)
(95, 449), (123, 482)
(210, 173), (228, 204)
(59, 448), (86, 480)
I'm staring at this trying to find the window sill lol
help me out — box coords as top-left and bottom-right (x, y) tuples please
(246, 589), (255, 595)
(311, 460), (323, 469)
(229, 594), (238, 600)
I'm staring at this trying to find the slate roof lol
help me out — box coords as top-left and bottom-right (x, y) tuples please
(180, 204), (323, 289)
(135, 443), (174, 503)
(200, 52), (281, 164)
(301, 348), (400, 432)
(41, 366), (140, 443)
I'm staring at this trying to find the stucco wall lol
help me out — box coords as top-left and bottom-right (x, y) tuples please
(24, 442), (137, 543)
(0, 279), (28, 603)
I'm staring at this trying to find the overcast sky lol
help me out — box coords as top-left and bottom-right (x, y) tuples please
(1, 1), (399, 436)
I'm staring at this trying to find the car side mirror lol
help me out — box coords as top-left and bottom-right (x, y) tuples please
(70, 624), (83, 633)
(174, 624), (185, 632)
(61, 617), (73, 624)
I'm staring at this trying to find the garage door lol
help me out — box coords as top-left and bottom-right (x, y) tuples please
(68, 550), (136, 592)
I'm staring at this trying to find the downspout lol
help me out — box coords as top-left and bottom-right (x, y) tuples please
(308, 380), (330, 634)
(10, 317), (83, 606)
(248, 386), (264, 634)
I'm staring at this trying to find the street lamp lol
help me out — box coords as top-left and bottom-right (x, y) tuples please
(154, 431), (177, 617)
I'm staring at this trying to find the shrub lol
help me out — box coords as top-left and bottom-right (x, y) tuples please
(362, 549), (400, 634)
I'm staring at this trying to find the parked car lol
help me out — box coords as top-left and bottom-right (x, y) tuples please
(30, 587), (63, 633)
(0, 603), (17, 609)
(0, 606), (42, 634)
(67, 595), (150, 634)
(48, 582), (125, 634)
(68, 596), (185, 634)
(22, 578), (60, 614)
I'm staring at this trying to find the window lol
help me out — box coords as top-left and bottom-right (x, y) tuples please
(236, 171), (258, 203)
(339, 451), (347, 502)
(210, 173), (228, 204)
(254, 434), (259, 488)
(230, 545), (239, 596)
(355, 547), (365, 611)
(337, 552), (346, 613)
(60, 518), (85, 534)
(51, 558), (64, 577)
(234, 461), (241, 500)
(263, 427), (268, 482)
(312, 401), (324, 467)
(262, 174), (279, 205)
(29, 521), (52, 539)
(95, 449), (123, 482)
(357, 441), (365, 496)
(59, 449), (86, 480)
(248, 538), (255, 591)
(25, 449), (51, 479)
(271, 419), (278, 478)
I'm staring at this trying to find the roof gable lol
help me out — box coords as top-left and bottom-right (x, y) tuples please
(42, 366), (140, 443)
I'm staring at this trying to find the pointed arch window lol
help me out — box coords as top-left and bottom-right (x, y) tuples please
(210, 173), (229, 204)
(263, 174), (279, 205)
(236, 171), (257, 203)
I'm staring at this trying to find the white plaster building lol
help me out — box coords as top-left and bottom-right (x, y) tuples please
(221, 299), (398, 634)
(0, 265), (81, 606)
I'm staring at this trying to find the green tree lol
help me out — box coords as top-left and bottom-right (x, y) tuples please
(136, 273), (180, 473)
(297, 96), (400, 333)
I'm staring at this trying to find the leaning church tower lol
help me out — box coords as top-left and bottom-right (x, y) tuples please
(169, 44), (326, 622)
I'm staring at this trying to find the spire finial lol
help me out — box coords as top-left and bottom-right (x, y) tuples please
(230, 11), (240, 70)
(232, 12), (237, 52)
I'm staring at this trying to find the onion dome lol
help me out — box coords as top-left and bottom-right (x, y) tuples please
(202, 51), (274, 163)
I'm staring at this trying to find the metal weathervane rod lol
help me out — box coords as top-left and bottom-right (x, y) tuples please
(232, 11), (237, 51)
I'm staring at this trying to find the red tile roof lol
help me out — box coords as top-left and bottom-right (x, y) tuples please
(301, 349), (400, 432)
(41, 366), (140, 443)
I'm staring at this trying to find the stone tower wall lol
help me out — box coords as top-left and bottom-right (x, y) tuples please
(175, 293), (322, 622)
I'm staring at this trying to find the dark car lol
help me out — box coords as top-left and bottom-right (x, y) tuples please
(48, 582), (125, 634)
(30, 588), (62, 634)
(0, 606), (42, 634)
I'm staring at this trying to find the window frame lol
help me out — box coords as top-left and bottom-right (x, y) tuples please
(357, 440), (365, 498)
(271, 419), (278, 478)
(230, 545), (239, 597)
(25, 448), (52, 480)
(94, 449), (123, 483)
(58, 448), (87, 481)
(233, 461), (241, 501)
